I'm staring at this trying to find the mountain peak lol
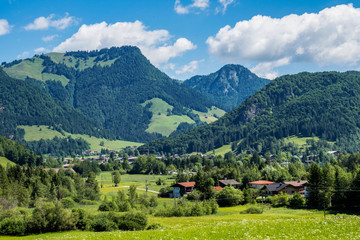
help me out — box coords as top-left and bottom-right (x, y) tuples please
(184, 64), (270, 111)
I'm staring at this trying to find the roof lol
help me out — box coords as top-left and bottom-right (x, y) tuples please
(175, 181), (196, 188)
(219, 179), (240, 186)
(264, 183), (288, 192)
(213, 186), (223, 191)
(284, 180), (308, 187)
(249, 180), (274, 185)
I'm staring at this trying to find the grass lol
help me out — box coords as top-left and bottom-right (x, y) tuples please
(2, 207), (360, 239)
(18, 125), (142, 151)
(206, 144), (232, 156)
(192, 106), (226, 124)
(141, 98), (195, 137)
(0, 157), (15, 168)
(141, 98), (226, 136)
(3, 58), (44, 80)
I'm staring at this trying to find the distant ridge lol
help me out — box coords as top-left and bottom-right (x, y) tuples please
(183, 64), (270, 111)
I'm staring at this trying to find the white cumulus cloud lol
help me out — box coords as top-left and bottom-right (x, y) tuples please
(53, 21), (196, 66)
(175, 59), (204, 74)
(25, 13), (77, 30)
(207, 4), (360, 76)
(174, 0), (209, 14)
(216, 0), (235, 14)
(0, 19), (11, 36)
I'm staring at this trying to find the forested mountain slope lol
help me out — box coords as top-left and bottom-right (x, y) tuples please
(0, 69), (106, 140)
(2, 47), (223, 142)
(143, 71), (360, 154)
(183, 64), (269, 111)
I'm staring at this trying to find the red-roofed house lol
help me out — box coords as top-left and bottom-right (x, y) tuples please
(170, 182), (196, 198)
(249, 180), (274, 189)
(213, 186), (223, 191)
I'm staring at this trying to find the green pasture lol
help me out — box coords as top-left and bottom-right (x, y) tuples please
(2, 206), (359, 239)
(206, 144), (232, 156)
(0, 157), (15, 168)
(18, 125), (142, 151)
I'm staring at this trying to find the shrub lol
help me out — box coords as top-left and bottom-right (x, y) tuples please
(271, 193), (289, 207)
(146, 222), (163, 230)
(216, 186), (244, 207)
(79, 199), (98, 205)
(289, 193), (305, 208)
(91, 217), (118, 232)
(0, 218), (26, 236)
(110, 211), (148, 231)
(98, 201), (118, 212)
(61, 197), (76, 208)
(186, 190), (202, 201)
(240, 206), (264, 214)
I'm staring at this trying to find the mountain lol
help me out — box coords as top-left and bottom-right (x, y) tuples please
(183, 64), (270, 111)
(0, 69), (106, 140)
(142, 71), (360, 154)
(2, 47), (225, 142)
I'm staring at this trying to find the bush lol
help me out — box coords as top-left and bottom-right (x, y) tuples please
(98, 201), (118, 212)
(240, 206), (264, 214)
(271, 193), (289, 207)
(91, 217), (118, 232)
(154, 199), (219, 217)
(146, 222), (163, 230)
(79, 199), (98, 205)
(216, 186), (244, 207)
(109, 211), (148, 231)
(61, 197), (76, 208)
(0, 218), (27, 236)
(289, 193), (305, 208)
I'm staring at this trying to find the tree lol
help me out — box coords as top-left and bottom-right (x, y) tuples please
(113, 171), (121, 186)
(128, 185), (138, 207)
(216, 186), (244, 207)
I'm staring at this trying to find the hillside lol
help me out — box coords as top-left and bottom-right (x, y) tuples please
(183, 64), (269, 111)
(0, 69), (106, 140)
(143, 71), (360, 154)
(2, 47), (224, 142)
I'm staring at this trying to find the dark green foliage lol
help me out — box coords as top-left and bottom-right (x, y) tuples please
(145, 71), (360, 154)
(111, 211), (148, 231)
(0, 218), (27, 236)
(154, 199), (218, 217)
(0, 135), (42, 166)
(25, 136), (90, 156)
(289, 193), (305, 208)
(216, 186), (244, 207)
(184, 64), (269, 111)
(7, 47), (216, 142)
(0, 69), (106, 141)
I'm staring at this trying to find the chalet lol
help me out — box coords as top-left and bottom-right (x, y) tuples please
(219, 179), (241, 189)
(262, 180), (308, 196)
(248, 180), (274, 189)
(170, 181), (196, 198)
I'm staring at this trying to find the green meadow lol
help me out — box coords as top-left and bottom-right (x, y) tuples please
(18, 125), (142, 151)
(1, 206), (359, 240)
(0, 157), (15, 168)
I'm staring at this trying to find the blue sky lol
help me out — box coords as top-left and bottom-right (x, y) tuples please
(1, 0), (360, 79)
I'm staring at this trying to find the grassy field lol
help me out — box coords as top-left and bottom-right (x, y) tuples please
(192, 106), (226, 124)
(206, 144), (232, 156)
(2, 206), (359, 239)
(141, 98), (226, 137)
(0, 157), (15, 168)
(18, 125), (142, 151)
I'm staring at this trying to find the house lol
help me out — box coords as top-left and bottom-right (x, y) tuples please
(219, 179), (241, 189)
(262, 180), (308, 196)
(213, 186), (223, 191)
(248, 180), (274, 189)
(170, 181), (196, 198)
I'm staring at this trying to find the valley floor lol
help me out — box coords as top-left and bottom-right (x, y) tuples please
(1, 206), (359, 240)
